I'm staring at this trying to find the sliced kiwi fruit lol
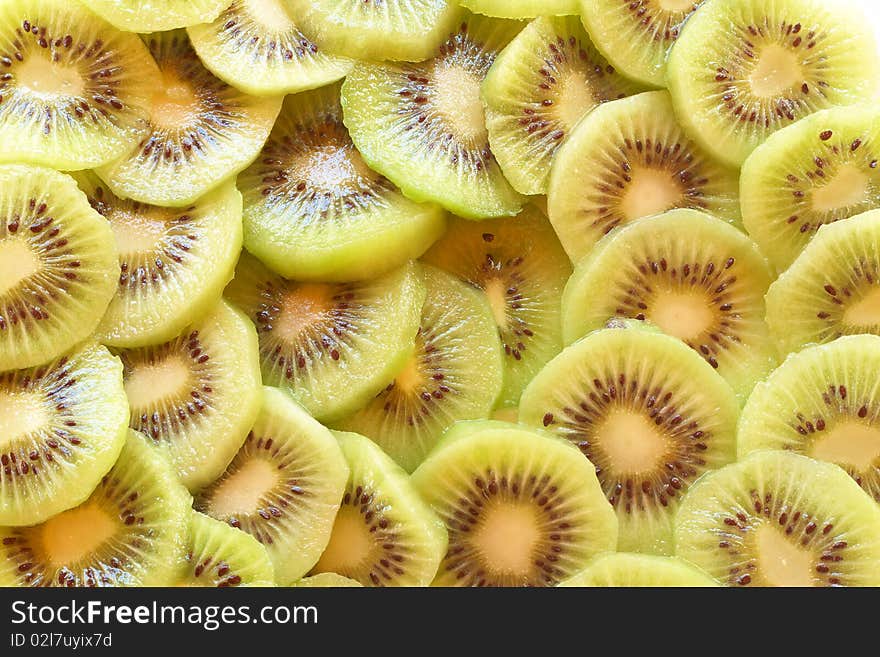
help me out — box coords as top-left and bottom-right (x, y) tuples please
(225, 254), (425, 423)
(239, 84), (446, 283)
(118, 300), (262, 492)
(739, 335), (880, 504)
(334, 265), (503, 473)
(411, 420), (617, 586)
(341, 12), (524, 220)
(562, 208), (777, 400)
(96, 30), (282, 208)
(765, 209), (880, 356)
(82, 0), (230, 32)
(667, 0), (879, 168)
(519, 325), (739, 554)
(740, 106), (880, 273)
(423, 206), (571, 408)
(310, 431), (447, 587)
(461, 0), (577, 19)
(559, 553), (718, 587)
(0, 344), (128, 526)
(482, 16), (643, 196)
(73, 173), (243, 349)
(0, 165), (118, 372)
(0, 0), (158, 170)
(0, 431), (192, 587)
(196, 386), (349, 585)
(547, 91), (741, 263)
(187, 0), (353, 97)
(293, 572), (362, 587)
(675, 450), (880, 587)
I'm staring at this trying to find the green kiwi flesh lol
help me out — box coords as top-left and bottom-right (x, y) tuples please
(82, 0), (231, 32)
(462, 0), (578, 18)
(559, 553), (718, 587)
(293, 572), (362, 587)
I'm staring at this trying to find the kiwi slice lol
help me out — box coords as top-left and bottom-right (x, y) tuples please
(84, 0), (230, 32)
(293, 572), (361, 587)
(765, 209), (880, 356)
(239, 84), (446, 283)
(196, 386), (349, 585)
(0, 344), (127, 526)
(667, 0), (879, 168)
(0, 431), (192, 587)
(482, 16), (643, 196)
(0, 0), (157, 170)
(547, 91), (741, 263)
(461, 0), (577, 19)
(225, 254), (425, 423)
(741, 106), (880, 273)
(558, 553), (718, 587)
(118, 300), (262, 492)
(187, 0), (353, 97)
(310, 431), (447, 587)
(341, 12), (524, 220)
(0, 165), (118, 372)
(335, 265), (503, 473)
(519, 325), (739, 554)
(675, 450), (880, 587)
(422, 206), (572, 408)
(561, 208), (777, 400)
(96, 30), (282, 208)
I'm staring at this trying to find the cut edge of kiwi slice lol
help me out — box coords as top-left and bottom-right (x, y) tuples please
(461, 0), (578, 19)
(292, 572), (362, 587)
(558, 553), (719, 587)
(82, 0), (232, 33)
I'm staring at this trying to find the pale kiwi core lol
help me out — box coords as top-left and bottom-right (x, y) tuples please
(207, 458), (280, 516)
(40, 503), (118, 566)
(312, 505), (374, 575)
(151, 74), (201, 130)
(659, 0), (697, 11)
(754, 524), (815, 587)
(619, 168), (683, 221)
(843, 288), (880, 328)
(0, 239), (41, 296)
(124, 356), (192, 410)
(0, 390), (48, 449)
(597, 410), (669, 474)
(109, 210), (168, 256)
(749, 44), (803, 98)
(483, 278), (510, 329)
(472, 501), (541, 576)
(432, 65), (488, 144)
(278, 285), (333, 339)
(648, 289), (716, 342)
(811, 165), (869, 213)
(811, 421), (880, 472)
(14, 55), (84, 97)
(247, 0), (295, 30)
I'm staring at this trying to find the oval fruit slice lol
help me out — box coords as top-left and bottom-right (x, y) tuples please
(84, 0), (231, 32)
(461, 0), (577, 18)
(559, 553), (718, 587)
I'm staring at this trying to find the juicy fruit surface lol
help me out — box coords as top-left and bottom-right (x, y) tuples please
(293, 572), (361, 587)
(462, 0), (578, 19)
(82, 0), (230, 33)
(559, 553), (718, 587)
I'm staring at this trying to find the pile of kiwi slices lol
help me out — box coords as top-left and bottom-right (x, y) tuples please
(3, 0), (880, 590)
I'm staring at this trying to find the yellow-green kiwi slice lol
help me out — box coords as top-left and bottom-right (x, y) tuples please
(462, 0), (578, 18)
(81, 0), (230, 32)
(293, 572), (361, 587)
(559, 553), (718, 587)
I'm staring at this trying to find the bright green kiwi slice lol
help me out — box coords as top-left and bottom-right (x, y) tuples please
(411, 420), (617, 586)
(547, 91), (741, 263)
(0, 431), (192, 587)
(293, 572), (361, 587)
(196, 386), (349, 585)
(0, 344), (127, 526)
(741, 106), (880, 273)
(335, 265), (503, 473)
(559, 553), (718, 587)
(0, 0), (158, 170)
(82, 0), (230, 32)
(462, 0), (577, 18)
(96, 30), (282, 208)
(118, 301), (262, 492)
(675, 450), (880, 587)
(0, 165), (118, 372)
(739, 335), (880, 503)
(482, 16), (643, 196)
(187, 0), (352, 97)
(519, 325), (739, 554)
(341, 12), (524, 220)
(562, 209), (777, 400)
(310, 431), (447, 587)
(239, 84), (446, 283)
(74, 173), (243, 349)
(423, 206), (572, 408)
(667, 0), (879, 168)
(225, 254), (424, 423)
(765, 209), (880, 356)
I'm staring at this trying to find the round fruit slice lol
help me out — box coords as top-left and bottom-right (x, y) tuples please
(118, 301), (262, 492)
(519, 325), (739, 554)
(547, 91), (741, 263)
(741, 106), (880, 273)
(0, 0), (158, 170)
(667, 0), (879, 168)
(0, 431), (192, 587)
(482, 16), (643, 196)
(83, 0), (230, 32)
(239, 83), (446, 283)
(74, 173), (243, 349)
(461, 0), (577, 18)
(187, 0), (352, 97)
(96, 30), (282, 208)
(196, 387), (349, 585)
(423, 206), (572, 408)
(225, 254), (424, 423)
(311, 431), (446, 587)
(561, 209), (777, 400)
(558, 553), (718, 587)
(293, 573), (361, 587)
(675, 450), (880, 587)
(341, 12), (524, 220)
(0, 165), (118, 372)
(411, 420), (617, 586)
(0, 344), (128, 526)
(335, 265), (503, 473)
